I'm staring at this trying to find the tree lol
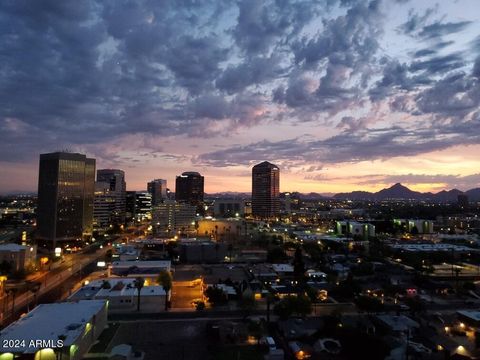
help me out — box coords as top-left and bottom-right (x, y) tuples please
(267, 247), (286, 263)
(195, 301), (205, 311)
(26, 281), (41, 311)
(266, 293), (276, 323)
(105, 249), (113, 263)
(355, 296), (384, 313)
(157, 270), (173, 311)
(0, 260), (11, 275)
(410, 226), (419, 235)
(134, 277), (145, 311)
(205, 286), (228, 306)
(238, 289), (256, 318)
(273, 295), (312, 320)
(293, 247), (306, 283)
(227, 243), (233, 262)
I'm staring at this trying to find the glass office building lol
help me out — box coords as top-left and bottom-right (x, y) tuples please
(37, 152), (96, 247)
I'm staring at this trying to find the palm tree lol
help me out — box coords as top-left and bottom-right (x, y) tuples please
(26, 281), (41, 311)
(157, 270), (172, 311)
(134, 277), (145, 312)
(7, 288), (18, 317)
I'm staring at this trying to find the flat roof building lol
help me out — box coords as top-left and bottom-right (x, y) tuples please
(0, 243), (36, 272)
(0, 300), (107, 360)
(69, 278), (168, 313)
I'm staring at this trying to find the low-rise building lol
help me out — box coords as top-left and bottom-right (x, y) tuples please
(0, 243), (36, 272)
(111, 260), (171, 283)
(212, 199), (245, 217)
(336, 221), (376, 239)
(179, 239), (227, 263)
(393, 219), (434, 234)
(0, 299), (107, 360)
(70, 278), (168, 313)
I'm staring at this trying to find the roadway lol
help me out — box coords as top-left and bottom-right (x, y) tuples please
(0, 243), (112, 326)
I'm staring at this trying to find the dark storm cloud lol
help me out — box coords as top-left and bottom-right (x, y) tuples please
(418, 20), (472, 39)
(397, 6), (437, 35)
(233, 0), (319, 55)
(409, 53), (465, 74)
(216, 55), (283, 94)
(413, 49), (436, 58)
(197, 112), (480, 167)
(415, 72), (480, 116)
(164, 36), (229, 93)
(0, 0), (479, 167)
(293, 0), (382, 68)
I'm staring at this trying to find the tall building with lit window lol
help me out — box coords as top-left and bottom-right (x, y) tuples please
(37, 152), (95, 248)
(175, 172), (204, 206)
(251, 161), (280, 219)
(126, 191), (152, 223)
(147, 179), (167, 205)
(96, 169), (126, 224)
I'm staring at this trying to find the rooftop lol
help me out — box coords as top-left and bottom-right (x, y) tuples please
(111, 260), (171, 268)
(70, 278), (166, 300)
(0, 300), (106, 353)
(457, 310), (480, 322)
(272, 264), (294, 273)
(0, 243), (32, 252)
(376, 315), (419, 332)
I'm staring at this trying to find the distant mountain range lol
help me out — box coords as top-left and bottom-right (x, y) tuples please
(4, 184), (478, 203)
(206, 184), (480, 202)
(333, 183), (480, 202)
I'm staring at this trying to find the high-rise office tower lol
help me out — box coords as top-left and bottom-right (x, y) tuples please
(96, 169), (126, 223)
(175, 172), (204, 206)
(252, 161), (280, 219)
(37, 152), (95, 248)
(93, 181), (116, 232)
(126, 191), (152, 223)
(147, 179), (167, 205)
(152, 200), (196, 236)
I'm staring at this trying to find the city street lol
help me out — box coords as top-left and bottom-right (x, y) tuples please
(0, 244), (111, 326)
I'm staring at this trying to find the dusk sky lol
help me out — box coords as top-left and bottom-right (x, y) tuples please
(1, 0), (479, 195)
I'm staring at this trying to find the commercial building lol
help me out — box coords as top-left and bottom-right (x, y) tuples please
(0, 243), (37, 272)
(336, 221), (376, 240)
(212, 199), (245, 217)
(37, 152), (95, 247)
(69, 278), (168, 313)
(93, 182), (116, 232)
(393, 219), (434, 234)
(175, 172), (204, 207)
(96, 169), (126, 224)
(152, 200), (196, 236)
(0, 300), (107, 360)
(110, 260), (171, 283)
(179, 239), (227, 263)
(252, 161), (280, 219)
(126, 191), (152, 223)
(147, 179), (168, 205)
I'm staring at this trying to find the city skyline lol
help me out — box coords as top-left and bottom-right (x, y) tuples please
(1, 0), (480, 194)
